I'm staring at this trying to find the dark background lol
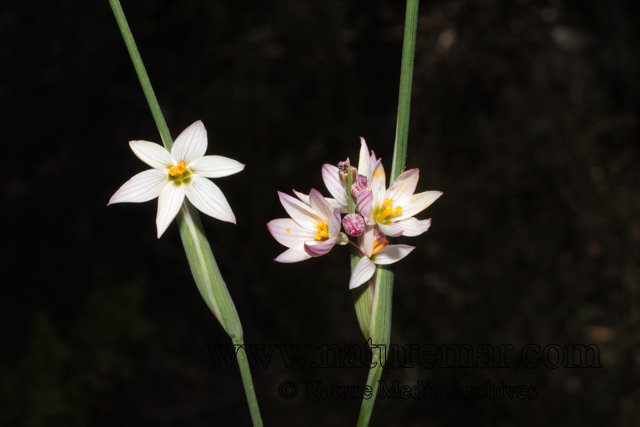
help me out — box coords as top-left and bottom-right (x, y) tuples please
(1, 0), (639, 425)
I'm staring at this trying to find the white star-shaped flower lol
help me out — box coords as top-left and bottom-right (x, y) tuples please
(108, 121), (244, 238)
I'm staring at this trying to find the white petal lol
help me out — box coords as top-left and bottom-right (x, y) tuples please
(304, 237), (337, 257)
(328, 198), (349, 213)
(309, 189), (333, 221)
(292, 190), (310, 205)
(349, 255), (376, 290)
(108, 169), (167, 205)
(370, 161), (387, 209)
(267, 218), (315, 248)
(357, 137), (370, 179)
(359, 225), (376, 257)
(395, 217), (432, 237)
(278, 192), (323, 230)
(294, 190), (347, 213)
(322, 164), (348, 207)
(386, 168), (419, 207)
(185, 175), (236, 223)
(156, 182), (186, 238)
(189, 155), (244, 178)
(130, 140), (175, 170)
(373, 244), (415, 265)
(377, 222), (404, 237)
(275, 245), (312, 263)
(328, 209), (341, 238)
(396, 191), (442, 220)
(171, 121), (208, 163)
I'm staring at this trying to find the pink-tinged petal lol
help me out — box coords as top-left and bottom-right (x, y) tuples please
(368, 151), (378, 174)
(267, 218), (315, 248)
(373, 244), (415, 265)
(369, 161), (386, 209)
(309, 189), (333, 221)
(349, 255), (376, 289)
(304, 237), (337, 257)
(377, 222), (404, 237)
(328, 209), (341, 238)
(171, 121), (207, 163)
(356, 189), (373, 221)
(156, 182), (186, 238)
(189, 155), (244, 178)
(275, 245), (312, 263)
(395, 217), (432, 237)
(293, 190), (310, 205)
(386, 169), (419, 206)
(396, 190), (443, 220)
(322, 164), (348, 207)
(185, 175), (236, 223)
(357, 137), (370, 179)
(108, 169), (167, 205)
(278, 192), (323, 230)
(130, 140), (174, 170)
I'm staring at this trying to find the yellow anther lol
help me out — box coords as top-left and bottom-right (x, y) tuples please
(377, 199), (402, 221)
(314, 222), (329, 240)
(169, 160), (187, 177)
(372, 238), (389, 255)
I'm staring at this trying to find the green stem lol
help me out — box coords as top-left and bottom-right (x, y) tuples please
(233, 337), (265, 427)
(348, 159), (373, 340)
(108, 2), (264, 425)
(356, 0), (419, 425)
(391, 0), (420, 183)
(108, 0), (173, 151)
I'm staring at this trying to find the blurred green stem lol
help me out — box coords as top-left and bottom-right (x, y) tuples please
(356, 0), (419, 426)
(108, 1), (263, 425)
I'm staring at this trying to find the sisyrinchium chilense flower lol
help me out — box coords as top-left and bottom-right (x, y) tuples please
(267, 189), (342, 263)
(108, 121), (244, 238)
(356, 159), (442, 238)
(348, 227), (415, 290)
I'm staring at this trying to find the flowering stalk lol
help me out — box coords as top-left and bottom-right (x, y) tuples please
(356, 0), (420, 426)
(349, 159), (373, 341)
(108, 1), (263, 425)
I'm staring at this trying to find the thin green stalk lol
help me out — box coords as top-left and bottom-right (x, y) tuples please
(356, 0), (419, 425)
(108, 0), (173, 151)
(109, 2), (263, 425)
(233, 337), (264, 427)
(391, 0), (420, 183)
(349, 159), (373, 340)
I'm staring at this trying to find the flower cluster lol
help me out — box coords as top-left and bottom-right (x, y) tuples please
(268, 138), (442, 289)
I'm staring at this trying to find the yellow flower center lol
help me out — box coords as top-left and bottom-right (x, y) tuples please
(376, 198), (403, 223)
(169, 160), (187, 177)
(314, 222), (329, 240)
(372, 237), (389, 255)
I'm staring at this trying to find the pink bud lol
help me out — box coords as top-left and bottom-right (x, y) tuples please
(350, 174), (368, 198)
(343, 213), (365, 237)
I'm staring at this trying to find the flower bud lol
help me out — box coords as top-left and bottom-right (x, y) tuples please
(338, 159), (358, 186)
(343, 213), (365, 237)
(350, 174), (368, 198)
